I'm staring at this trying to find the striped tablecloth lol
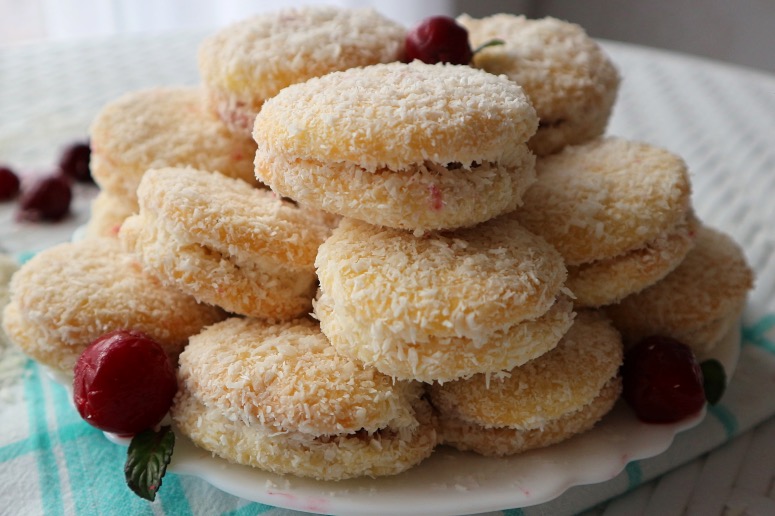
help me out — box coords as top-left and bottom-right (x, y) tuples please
(2, 32), (775, 515)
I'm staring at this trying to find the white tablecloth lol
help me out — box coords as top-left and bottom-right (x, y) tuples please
(2, 32), (775, 516)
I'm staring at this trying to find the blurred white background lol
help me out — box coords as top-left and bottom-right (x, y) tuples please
(0, 0), (773, 71)
(0, 0), (454, 42)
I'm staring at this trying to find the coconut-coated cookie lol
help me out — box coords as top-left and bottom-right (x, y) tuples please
(606, 226), (754, 353)
(514, 137), (695, 307)
(459, 14), (620, 156)
(429, 310), (623, 455)
(567, 212), (700, 307)
(1, 238), (225, 373)
(90, 86), (258, 210)
(254, 61), (539, 233)
(317, 292), (574, 384)
(172, 317), (437, 480)
(437, 379), (620, 456)
(83, 191), (136, 238)
(199, 6), (406, 135)
(119, 167), (332, 320)
(314, 216), (573, 382)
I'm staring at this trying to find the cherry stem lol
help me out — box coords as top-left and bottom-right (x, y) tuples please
(472, 39), (505, 56)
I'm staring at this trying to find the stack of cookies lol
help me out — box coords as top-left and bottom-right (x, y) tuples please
(86, 87), (260, 237)
(251, 52), (624, 459)
(2, 5), (754, 482)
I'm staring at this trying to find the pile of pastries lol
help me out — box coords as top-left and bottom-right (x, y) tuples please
(1, 6), (754, 481)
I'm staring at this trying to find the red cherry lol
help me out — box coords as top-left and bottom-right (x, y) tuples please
(622, 335), (706, 423)
(58, 141), (92, 183)
(405, 16), (473, 65)
(17, 174), (72, 222)
(0, 166), (21, 201)
(73, 329), (177, 436)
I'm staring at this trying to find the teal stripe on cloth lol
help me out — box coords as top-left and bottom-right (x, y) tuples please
(0, 437), (37, 462)
(0, 423), (94, 464)
(708, 404), (739, 439)
(502, 508), (526, 516)
(0, 422), (97, 464)
(24, 361), (65, 516)
(49, 421), (96, 445)
(159, 474), (195, 516)
(79, 430), (154, 515)
(743, 315), (775, 353)
(50, 372), (101, 515)
(42, 365), (153, 515)
(16, 250), (37, 264)
(222, 503), (278, 516)
(625, 461), (643, 490)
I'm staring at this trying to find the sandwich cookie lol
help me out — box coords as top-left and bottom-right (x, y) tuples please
(119, 167), (332, 320)
(172, 317), (437, 480)
(314, 216), (574, 383)
(428, 311), (623, 456)
(253, 61), (539, 233)
(1, 238), (225, 373)
(514, 137), (696, 307)
(90, 86), (259, 211)
(459, 14), (620, 156)
(199, 5), (406, 135)
(606, 226), (754, 354)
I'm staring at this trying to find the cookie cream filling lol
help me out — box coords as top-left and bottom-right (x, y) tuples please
(149, 214), (316, 299)
(436, 378), (621, 456)
(567, 211), (698, 307)
(195, 239), (313, 297)
(172, 388), (437, 481)
(316, 293), (575, 383)
(255, 143), (537, 232)
(223, 394), (434, 451)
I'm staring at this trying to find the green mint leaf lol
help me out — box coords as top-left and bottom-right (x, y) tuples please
(701, 359), (726, 405)
(124, 426), (175, 501)
(472, 38), (505, 56)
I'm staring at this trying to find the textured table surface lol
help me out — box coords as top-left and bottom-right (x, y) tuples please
(2, 32), (775, 516)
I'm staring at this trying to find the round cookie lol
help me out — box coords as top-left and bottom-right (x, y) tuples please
(199, 6), (406, 134)
(606, 226), (754, 353)
(314, 216), (573, 382)
(119, 167), (332, 320)
(458, 14), (620, 156)
(253, 61), (539, 233)
(567, 211), (700, 307)
(437, 379), (621, 456)
(1, 238), (225, 373)
(83, 191), (136, 238)
(172, 317), (437, 480)
(90, 86), (259, 209)
(429, 310), (623, 456)
(514, 137), (695, 307)
(317, 292), (574, 384)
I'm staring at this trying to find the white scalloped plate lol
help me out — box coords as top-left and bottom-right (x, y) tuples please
(48, 323), (740, 516)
